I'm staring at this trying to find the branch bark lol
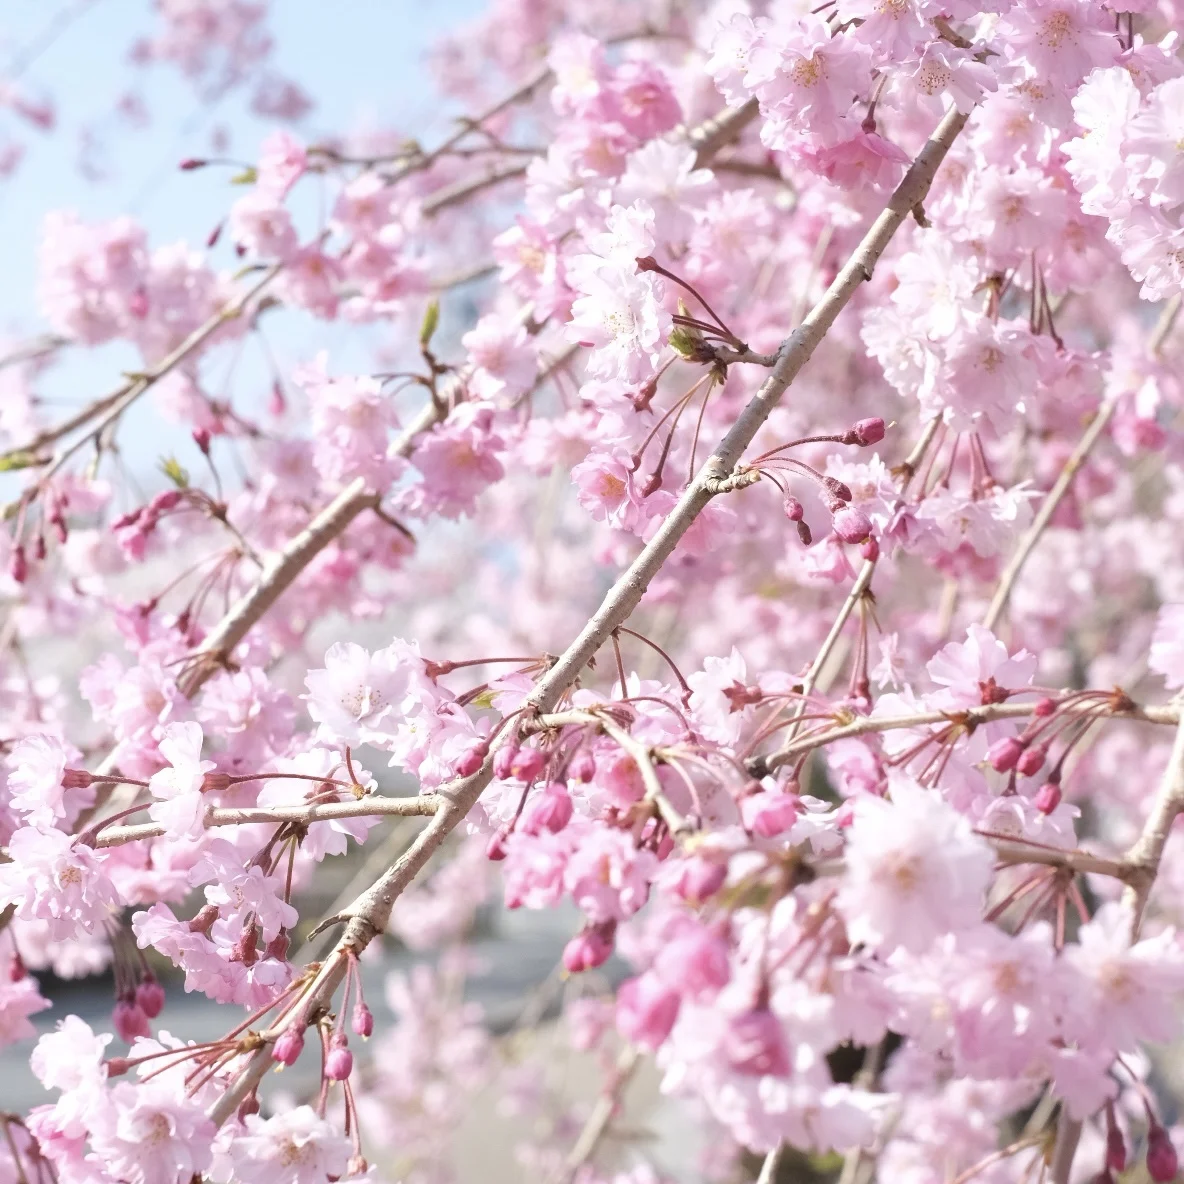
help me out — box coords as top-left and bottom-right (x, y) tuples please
(209, 100), (971, 1125)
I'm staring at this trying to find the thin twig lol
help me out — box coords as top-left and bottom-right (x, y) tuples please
(984, 293), (1182, 630)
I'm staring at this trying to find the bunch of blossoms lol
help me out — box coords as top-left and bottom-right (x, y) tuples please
(8, 0), (1184, 1182)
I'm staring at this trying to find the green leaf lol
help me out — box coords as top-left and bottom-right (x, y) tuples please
(470, 688), (497, 710)
(159, 457), (190, 488)
(230, 167), (258, 185)
(419, 300), (440, 349)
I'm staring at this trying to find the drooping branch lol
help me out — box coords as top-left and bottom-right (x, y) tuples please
(203, 104), (974, 1125)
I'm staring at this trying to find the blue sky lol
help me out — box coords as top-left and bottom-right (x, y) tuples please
(0, 0), (486, 327)
(0, 0), (488, 477)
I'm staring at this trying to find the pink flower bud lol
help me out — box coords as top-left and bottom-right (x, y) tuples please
(324, 1035), (353, 1081)
(668, 856), (727, 905)
(112, 998), (151, 1043)
(272, 1027), (304, 1066)
(1033, 697), (1057, 717)
(453, 740), (487, 778)
(230, 927), (259, 967)
(725, 1006), (790, 1077)
(265, 932), (290, 961)
(1034, 781), (1062, 813)
(831, 505), (873, 545)
(192, 427), (212, 455)
(782, 495), (805, 522)
(1105, 1105), (1126, 1172)
(1016, 744), (1047, 777)
(188, 904), (220, 934)
(563, 924), (615, 973)
(493, 743), (519, 780)
(1147, 1121), (1178, 1183)
(135, 976), (165, 1019)
(741, 790), (801, 838)
(567, 749), (596, 783)
(61, 768), (94, 790)
(206, 221), (223, 248)
(663, 928), (732, 1000)
(851, 417), (886, 446)
(860, 535), (879, 562)
(616, 973), (680, 1051)
(9, 545), (27, 585)
(486, 825), (511, 861)
(510, 746), (546, 783)
(987, 736), (1025, 772)
(8, 955), (24, 982)
(150, 489), (183, 513)
(522, 782), (573, 835)
(179, 157), (207, 170)
(822, 476), (852, 502)
(352, 1001), (374, 1038)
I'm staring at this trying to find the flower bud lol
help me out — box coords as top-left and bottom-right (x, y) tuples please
(352, 1001), (374, 1038)
(1147, 1120), (1178, 1183)
(851, 417), (886, 446)
(9, 545), (27, 585)
(493, 743), (519, 780)
(1016, 744), (1047, 777)
(795, 520), (813, 547)
(1105, 1104), (1126, 1172)
(563, 924), (615, 973)
(324, 1035), (353, 1081)
(486, 825), (510, 862)
(669, 856), (727, 905)
(567, 749), (596, 783)
(105, 1056), (132, 1078)
(510, 746), (546, 783)
(8, 955), (24, 982)
(453, 740), (488, 778)
(135, 975), (165, 1019)
(192, 427), (212, 455)
(149, 489), (183, 514)
(741, 791), (801, 838)
(782, 495), (805, 522)
(265, 932), (290, 961)
(1034, 781), (1062, 814)
(188, 903), (220, 934)
(987, 736), (1025, 773)
(831, 505), (873, 545)
(616, 974), (681, 1051)
(822, 476), (852, 502)
(61, 768), (94, 790)
(179, 157), (207, 170)
(112, 998), (151, 1043)
(860, 536), (879, 562)
(725, 1006), (790, 1077)
(1033, 697), (1057, 717)
(522, 782), (574, 835)
(272, 1027), (304, 1066)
